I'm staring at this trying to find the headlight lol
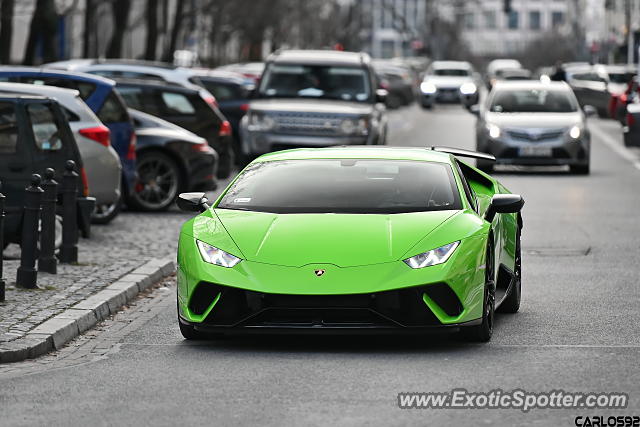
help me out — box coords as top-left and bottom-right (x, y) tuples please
(340, 117), (369, 135)
(420, 82), (437, 94)
(569, 125), (581, 139)
(460, 82), (477, 95)
(248, 112), (275, 132)
(487, 123), (501, 139)
(403, 241), (460, 269)
(196, 240), (242, 268)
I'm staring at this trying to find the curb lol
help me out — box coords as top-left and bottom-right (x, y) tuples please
(0, 257), (175, 364)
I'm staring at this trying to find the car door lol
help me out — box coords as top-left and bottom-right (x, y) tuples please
(0, 99), (32, 212)
(24, 100), (81, 182)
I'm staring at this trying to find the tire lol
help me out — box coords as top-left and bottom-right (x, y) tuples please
(217, 147), (234, 179)
(179, 319), (207, 340)
(463, 240), (496, 342)
(570, 163), (590, 175)
(128, 151), (181, 212)
(498, 223), (521, 314)
(91, 198), (121, 224)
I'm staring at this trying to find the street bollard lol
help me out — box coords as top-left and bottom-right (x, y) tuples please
(0, 182), (5, 301)
(59, 160), (78, 264)
(38, 168), (58, 274)
(16, 174), (44, 289)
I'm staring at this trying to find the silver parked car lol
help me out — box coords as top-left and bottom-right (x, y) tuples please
(0, 83), (122, 221)
(471, 81), (595, 174)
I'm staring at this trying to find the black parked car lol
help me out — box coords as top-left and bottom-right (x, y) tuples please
(114, 79), (234, 179)
(128, 109), (218, 211)
(0, 94), (94, 244)
(190, 70), (253, 163)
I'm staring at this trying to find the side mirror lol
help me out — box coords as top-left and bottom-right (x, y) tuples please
(469, 104), (480, 117)
(583, 105), (597, 117)
(375, 88), (388, 104)
(485, 194), (524, 223)
(177, 192), (209, 213)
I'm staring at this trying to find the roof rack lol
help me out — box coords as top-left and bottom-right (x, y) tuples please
(428, 146), (496, 162)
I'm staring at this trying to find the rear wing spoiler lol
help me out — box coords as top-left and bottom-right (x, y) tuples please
(428, 146), (496, 162)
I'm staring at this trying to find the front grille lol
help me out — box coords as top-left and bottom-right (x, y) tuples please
(192, 282), (453, 328)
(272, 112), (343, 135)
(507, 129), (565, 142)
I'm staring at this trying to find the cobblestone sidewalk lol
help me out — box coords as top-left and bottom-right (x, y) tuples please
(0, 209), (191, 345)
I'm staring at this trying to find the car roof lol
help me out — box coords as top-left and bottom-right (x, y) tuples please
(0, 82), (80, 98)
(0, 66), (116, 86)
(252, 146), (453, 164)
(268, 50), (370, 66)
(492, 80), (570, 90)
(114, 78), (199, 94)
(0, 93), (49, 101)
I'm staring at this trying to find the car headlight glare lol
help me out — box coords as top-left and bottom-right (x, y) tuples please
(487, 123), (501, 139)
(196, 240), (242, 268)
(420, 82), (437, 94)
(460, 82), (477, 95)
(403, 241), (460, 269)
(569, 125), (581, 139)
(340, 117), (369, 135)
(248, 112), (275, 131)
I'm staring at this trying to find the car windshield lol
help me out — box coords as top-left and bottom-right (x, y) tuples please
(217, 159), (461, 214)
(433, 69), (469, 77)
(258, 64), (371, 102)
(489, 89), (578, 113)
(608, 72), (635, 84)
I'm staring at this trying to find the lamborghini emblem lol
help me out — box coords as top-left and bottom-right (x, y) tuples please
(314, 269), (325, 277)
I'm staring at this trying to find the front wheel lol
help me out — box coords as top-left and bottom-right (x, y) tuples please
(91, 198), (121, 224)
(128, 151), (181, 212)
(463, 242), (495, 342)
(570, 163), (590, 175)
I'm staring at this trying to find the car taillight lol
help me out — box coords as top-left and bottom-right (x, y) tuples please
(127, 132), (137, 160)
(620, 94), (628, 103)
(219, 120), (232, 137)
(79, 125), (110, 148)
(204, 96), (218, 108)
(191, 142), (212, 153)
(80, 166), (89, 197)
(240, 103), (249, 112)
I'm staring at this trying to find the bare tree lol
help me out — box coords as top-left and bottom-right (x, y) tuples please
(0, 0), (15, 63)
(106, 0), (132, 58)
(144, 0), (159, 60)
(162, 0), (186, 62)
(24, 0), (58, 65)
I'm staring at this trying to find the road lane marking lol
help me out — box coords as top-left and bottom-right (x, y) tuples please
(589, 122), (640, 170)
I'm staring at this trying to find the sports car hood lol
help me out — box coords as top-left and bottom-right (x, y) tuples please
(485, 112), (583, 129)
(212, 209), (458, 268)
(249, 99), (374, 116)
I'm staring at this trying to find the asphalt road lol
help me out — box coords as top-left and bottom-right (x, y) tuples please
(1, 103), (640, 427)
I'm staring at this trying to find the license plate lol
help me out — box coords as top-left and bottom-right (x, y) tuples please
(519, 146), (552, 157)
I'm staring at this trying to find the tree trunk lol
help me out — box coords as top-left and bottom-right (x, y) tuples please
(23, 0), (58, 65)
(0, 0), (15, 64)
(162, 0), (186, 62)
(144, 0), (159, 60)
(106, 0), (131, 58)
(83, 0), (95, 58)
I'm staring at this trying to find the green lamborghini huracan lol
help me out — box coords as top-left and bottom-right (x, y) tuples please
(176, 146), (524, 342)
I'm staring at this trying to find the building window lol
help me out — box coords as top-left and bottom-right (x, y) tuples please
(529, 11), (541, 30)
(551, 11), (564, 27)
(464, 12), (475, 29)
(484, 11), (496, 29)
(508, 11), (519, 29)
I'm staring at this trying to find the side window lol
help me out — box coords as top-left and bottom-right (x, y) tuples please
(97, 92), (129, 124)
(204, 82), (244, 101)
(454, 160), (476, 211)
(26, 103), (63, 151)
(0, 101), (18, 154)
(161, 91), (196, 114)
(62, 107), (80, 122)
